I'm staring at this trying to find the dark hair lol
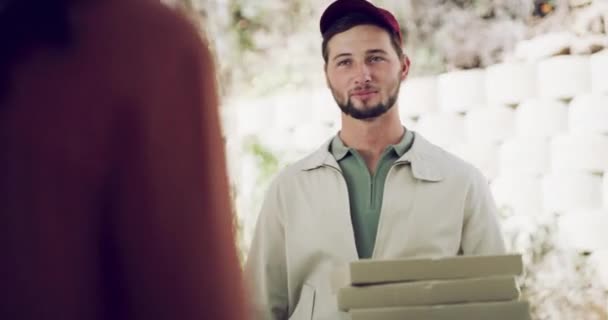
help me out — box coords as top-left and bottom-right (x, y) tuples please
(0, 0), (74, 102)
(321, 12), (404, 64)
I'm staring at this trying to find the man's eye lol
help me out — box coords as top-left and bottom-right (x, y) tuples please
(370, 56), (384, 62)
(337, 60), (351, 66)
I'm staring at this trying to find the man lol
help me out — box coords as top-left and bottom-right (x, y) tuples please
(245, 0), (506, 319)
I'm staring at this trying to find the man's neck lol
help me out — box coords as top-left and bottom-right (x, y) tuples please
(339, 109), (405, 172)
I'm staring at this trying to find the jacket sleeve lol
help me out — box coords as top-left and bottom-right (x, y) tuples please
(461, 168), (507, 255)
(245, 177), (289, 320)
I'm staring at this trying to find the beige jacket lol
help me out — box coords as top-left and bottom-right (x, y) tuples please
(245, 132), (506, 320)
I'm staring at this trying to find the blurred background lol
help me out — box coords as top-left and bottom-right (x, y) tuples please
(167, 0), (608, 318)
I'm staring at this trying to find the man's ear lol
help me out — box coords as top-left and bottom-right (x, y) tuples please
(401, 55), (411, 81)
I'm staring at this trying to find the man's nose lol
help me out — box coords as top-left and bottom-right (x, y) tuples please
(353, 63), (372, 85)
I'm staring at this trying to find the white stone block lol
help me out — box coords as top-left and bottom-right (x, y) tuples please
(310, 88), (341, 127)
(291, 123), (334, 152)
(237, 154), (261, 210)
(499, 137), (550, 175)
(568, 94), (608, 134)
(604, 174), (608, 210)
(515, 98), (568, 138)
(570, 35), (608, 55)
(591, 250), (608, 289)
(219, 103), (238, 138)
(415, 113), (466, 149)
(485, 62), (536, 106)
(550, 133), (608, 174)
(513, 32), (575, 61)
(437, 69), (486, 113)
(542, 172), (603, 213)
(559, 209), (608, 252)
(401, 116), (418, 132)
(448, 142), (499, 180)
(224, 138), (243, 180)
(465, 105), (515, 143)
(591, 49), (608, 94)
(232, 99), (276, 136)
(273, 92), (316, 130)
(257, 127), (293, 154)
(538, 55), (591, 100)
(491, 173), (543, 216)
(399, 76), (438, 117)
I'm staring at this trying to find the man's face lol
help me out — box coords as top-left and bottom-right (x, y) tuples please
(325, 24), (409, 120)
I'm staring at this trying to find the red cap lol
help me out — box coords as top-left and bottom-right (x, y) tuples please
(319, 0), (402, 44)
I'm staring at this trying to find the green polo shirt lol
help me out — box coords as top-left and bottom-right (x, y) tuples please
(330, 129), (415, 259)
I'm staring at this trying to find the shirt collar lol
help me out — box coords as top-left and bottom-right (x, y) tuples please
(329, 127), (414, 161)
(303, 131), (444, 182)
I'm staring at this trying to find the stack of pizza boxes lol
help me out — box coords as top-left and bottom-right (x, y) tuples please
(333, 254), (531, 320)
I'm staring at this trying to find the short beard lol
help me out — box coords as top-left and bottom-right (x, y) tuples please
(331, 82), (401, 120)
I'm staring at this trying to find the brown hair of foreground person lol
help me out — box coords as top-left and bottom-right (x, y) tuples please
(0, 0), (248, 319)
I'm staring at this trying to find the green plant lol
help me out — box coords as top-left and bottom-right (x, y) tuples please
(244, 137), (280, 183)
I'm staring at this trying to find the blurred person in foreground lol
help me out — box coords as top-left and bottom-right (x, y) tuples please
(245, 0), (507, 319)
(0, 0), (247, 319)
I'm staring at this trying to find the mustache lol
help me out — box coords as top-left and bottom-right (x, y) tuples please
(349, 85), (379, 94)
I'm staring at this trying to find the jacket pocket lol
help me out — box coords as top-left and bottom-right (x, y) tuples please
(288, 283), (315, 320)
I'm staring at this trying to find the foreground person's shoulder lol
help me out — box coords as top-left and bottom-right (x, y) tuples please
(80, 0), (206, 49)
